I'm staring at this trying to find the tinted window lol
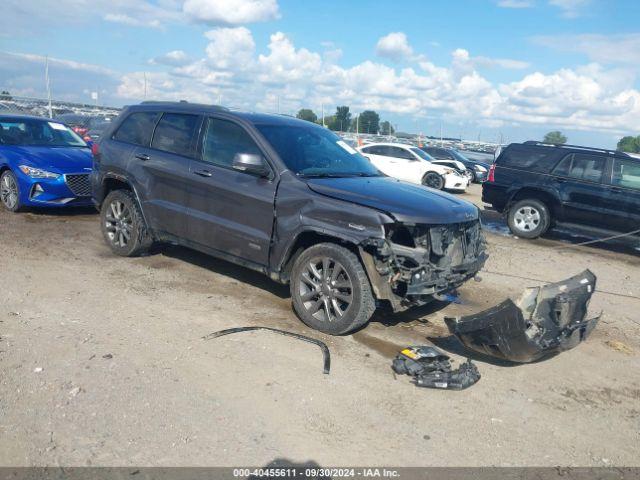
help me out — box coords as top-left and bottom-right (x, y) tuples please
(0, 119), (85, 147)
(113, 112), (160, 146)
(552, 154), (573, 176)
(497, 145), (559, 172)
(202, 118), (261, 168)
(410, 147), (433, 161)
(556, 153), (606, 182)
(387, 146), (414, 160)
(611, 158), (640, 190)
(151, 113), (199, 156)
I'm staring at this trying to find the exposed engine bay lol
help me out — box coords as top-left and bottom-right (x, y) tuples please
(444, 270), (599, 363)
(359, 220), (487, 311)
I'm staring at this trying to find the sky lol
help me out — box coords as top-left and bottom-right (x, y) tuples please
(1, 0), (639, 147)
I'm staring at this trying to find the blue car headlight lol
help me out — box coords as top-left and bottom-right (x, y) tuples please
(19, 165), (60, 179)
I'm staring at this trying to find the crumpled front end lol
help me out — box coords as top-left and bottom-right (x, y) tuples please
(444, 270), (599, 363)
(359, 220), (487, 311)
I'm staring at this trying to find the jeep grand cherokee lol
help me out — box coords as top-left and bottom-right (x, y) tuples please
(91, 102), (487, 335)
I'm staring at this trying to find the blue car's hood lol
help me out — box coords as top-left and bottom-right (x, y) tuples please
(1, 146), (92, 174)
(305, 176), (479, 224)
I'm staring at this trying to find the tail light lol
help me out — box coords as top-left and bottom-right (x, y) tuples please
(91, 142), (99, 157)
(487, 164), (496, 182)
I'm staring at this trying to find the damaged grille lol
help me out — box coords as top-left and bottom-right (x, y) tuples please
(65, 174), (92, 197)
(361, 220), (487, 307)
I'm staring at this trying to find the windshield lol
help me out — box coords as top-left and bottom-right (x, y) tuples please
(450, 150), (470, 162)
(410, 147), (434, 161)
(257, 124), (381, 177)
(0, 119), (87, 147)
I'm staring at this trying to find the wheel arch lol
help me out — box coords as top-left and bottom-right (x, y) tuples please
(100, 174), (151, 230)
(508, 187), (561, 219)
(275, 229), (363, 284)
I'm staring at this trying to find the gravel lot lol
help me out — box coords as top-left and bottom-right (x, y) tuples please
(1, 183), (639, 467)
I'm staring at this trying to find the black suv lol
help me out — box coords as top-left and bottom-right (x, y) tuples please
(483, 141), (640, 239)
(91, 102), (486, 334)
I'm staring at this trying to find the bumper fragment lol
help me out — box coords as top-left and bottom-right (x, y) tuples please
(444, 270), (599, 363)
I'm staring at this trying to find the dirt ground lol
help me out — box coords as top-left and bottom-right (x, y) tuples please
(1, 183), (639, 467)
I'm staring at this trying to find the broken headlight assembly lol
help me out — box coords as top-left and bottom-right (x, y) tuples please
(444, 270), (599, 363)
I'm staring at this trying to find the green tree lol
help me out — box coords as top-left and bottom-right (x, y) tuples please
(324, 115), (338, 130)
(543, 131), (567, 144)
(334, 106), (351, 132)
(0, 91), (12, 101)
(357, 110), (380, 134)
(296, 108), (317, 123)
(380, 121), (395, 135)
(617, 135), (640, 153)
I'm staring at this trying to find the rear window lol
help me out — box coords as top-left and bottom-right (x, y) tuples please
(553, 153), (606, 182)
(497, 145), (560, 172)
(151, 113), (199, 157)
(113, 112), (160, 146)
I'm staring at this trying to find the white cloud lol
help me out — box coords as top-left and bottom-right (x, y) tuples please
(182, 0), (279, 25)
(1, 0), (279, 34)
(4, 23), (640, 141)
(534, 33), (640, 65)
(497, 0), (535, 8)
(376, 32), (414, 61)
(104, 13), (161, 28)
(150, 50), (191, 67)
(548, 0), (590, 17)
(205, 27), (256, 70)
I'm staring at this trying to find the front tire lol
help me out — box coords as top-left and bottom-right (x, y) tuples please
(0, 170), (23, 212)
(507, 198), (551, 239)
(422, 172), (445, 190)
(100, 189), (152, 256)
(291, 243), (376, 335)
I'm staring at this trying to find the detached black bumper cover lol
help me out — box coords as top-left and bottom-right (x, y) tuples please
(444, 270), (599, 363)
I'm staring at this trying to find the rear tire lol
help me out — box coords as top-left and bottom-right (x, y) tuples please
(100, 189), (153, 256)
(507, 198), (551, 239)
(291, 243), (376, 335)
(0, 170), (23, 212)
(422, 172), (445, 190)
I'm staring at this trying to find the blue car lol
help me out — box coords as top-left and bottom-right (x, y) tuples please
(0, 115), (94, 212)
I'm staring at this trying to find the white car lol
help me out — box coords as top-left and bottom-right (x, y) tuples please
(357, 142), (469, 191)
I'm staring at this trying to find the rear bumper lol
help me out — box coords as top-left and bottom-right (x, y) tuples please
(481, 182), (508, 211)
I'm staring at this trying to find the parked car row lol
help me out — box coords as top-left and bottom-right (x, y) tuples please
(0, 105), (488, 336)
(3, 104), (639, 335)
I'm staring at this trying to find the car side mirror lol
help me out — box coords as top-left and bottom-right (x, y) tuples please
(232, 153), (270, 177)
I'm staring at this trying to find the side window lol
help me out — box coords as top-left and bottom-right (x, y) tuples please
(552, 154), (573, 176)
(567, 154), (606, 183)
(611, 158), (640, 190)
(361, 146), (375, 154)
(388, 147), (414, 160)
(201, 118), (261, 169)
(439, 149), (454, 160)
(113, 112), (160, 146)
(151, 113), (199, 157)
(498, 145), (558, 172)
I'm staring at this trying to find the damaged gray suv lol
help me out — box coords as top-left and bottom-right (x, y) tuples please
(91, 102), (487, 334)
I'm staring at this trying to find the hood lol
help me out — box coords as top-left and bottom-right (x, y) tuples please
(305, 176), (479, 224)
(1, 146), (93, 174)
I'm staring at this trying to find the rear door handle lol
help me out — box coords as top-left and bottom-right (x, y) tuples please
(135, 153), (150, 161)
(193, 169), (212, 177)
(555, 177), (567, 183)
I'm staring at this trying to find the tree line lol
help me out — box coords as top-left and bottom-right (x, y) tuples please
(295, 106), (395, 135)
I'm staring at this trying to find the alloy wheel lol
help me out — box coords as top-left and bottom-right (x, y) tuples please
(298, 256), (354, 323)
(424, 173), (444, 189)
(104, 200), (133, 248)
(513, 206), (541, 232)
(0, 174), (19, 210)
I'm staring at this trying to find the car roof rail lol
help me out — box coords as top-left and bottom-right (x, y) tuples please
(138, 100), (229, 111)
(522, 140), (628, 157)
